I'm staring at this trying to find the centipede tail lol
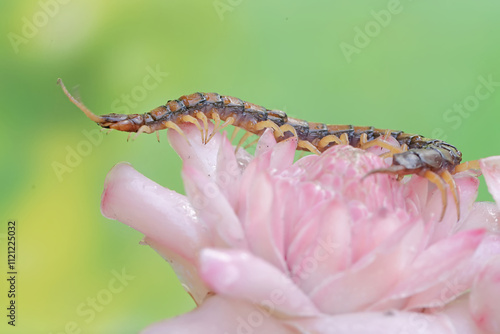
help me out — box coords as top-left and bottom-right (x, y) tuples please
(60, 79), (477, 221)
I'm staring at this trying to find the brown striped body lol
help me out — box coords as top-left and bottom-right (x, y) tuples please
(96, 92), (462, 175)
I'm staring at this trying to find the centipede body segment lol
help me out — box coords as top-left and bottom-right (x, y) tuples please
(58, 78), (479, 221)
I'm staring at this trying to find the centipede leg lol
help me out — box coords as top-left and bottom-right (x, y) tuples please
(196, 112), (209, 144)
(163, 121), (190, 145)
(244, 137), (261, 149)
(359, 133), (368, 145)
(454, 160), (481, 174)
(182, 115), (205, 143)
(235, 132), (254, 153)
(440, 170), (460, 220)
(422, 170), (448, 222)
(340, 133), (349, 145)
(360, 138), (403, 155)
(298, 140), (321, 155)
(278, 124), (298, 139)
(318, 135), (342, 150)
(230, 127), (241, 142)
(255, 120), (284, 137)
(206, 115), (235, 144)
(133, 125), (153, 140)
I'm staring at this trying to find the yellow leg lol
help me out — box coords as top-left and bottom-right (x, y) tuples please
(243, 137), (260, 149)
(163, 121), (190, 145)
(206, 112), (221, 144)
(298, 140), (321, 155)
(182, 115), (205, 143)
(235, 132), (254, 153)
(440, 170), (460, 220)
(127, 132), (133, 142)
(156, 131), (160, 143)
(318, 135), (342, 149)
(230, 127), (241, 142)
(422, 170), (448, 222)
(360, 138), (403, 154)
(206, 115), (235, 144)
(196, 112), (209, 144)
(255, 120), (284, 137)
(454, 160), (481, 174)
(340, 133), (349, 145)
(133, 125), (153, 140)
(359, 133), (368, 145)
(278, 124), (298, 138)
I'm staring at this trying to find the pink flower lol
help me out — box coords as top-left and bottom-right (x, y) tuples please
(101, 123), (500, 334)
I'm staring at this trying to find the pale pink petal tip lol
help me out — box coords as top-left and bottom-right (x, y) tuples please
(481, 156), (500, 208)
(470, 256), (500, 334)
(141, 295), (292, 334)
(199, 249), (319, 317)
(100, 162), (206, 262)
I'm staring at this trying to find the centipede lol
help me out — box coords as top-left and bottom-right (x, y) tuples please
(58, 78), (480, 221)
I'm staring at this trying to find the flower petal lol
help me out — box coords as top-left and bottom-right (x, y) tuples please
(167, 123), (221, 179)
(141, 295), (293, 334)
(441, 294), (486, 334)
(469, 256), (500, 334)
(393, 229), (485, 309)
(289, 310), (454, 334)
(143, 237), (209, 305)
(241, 172), (287, 272)
(310, 221), (424, 313)
(182, 165), (246, 249)
(100, 163), (208, 262)
(459, 202), (500, 233)
(199, 249), (319, 317)
(287, 200), (352, 293)
(481, 156), (500, 208)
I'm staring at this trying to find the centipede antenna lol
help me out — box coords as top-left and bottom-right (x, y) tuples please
(57, 78), (105, 123)
(440, 170), (460, 220)
(362, 165), (406, 181)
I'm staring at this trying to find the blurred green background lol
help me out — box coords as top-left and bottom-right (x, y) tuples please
(1, 0), (499, 333)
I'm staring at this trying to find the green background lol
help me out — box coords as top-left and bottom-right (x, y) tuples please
(1, 0), (499, 333)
